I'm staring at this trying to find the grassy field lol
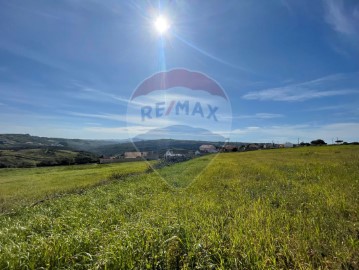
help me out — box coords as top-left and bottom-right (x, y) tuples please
(0, 146), (358, 269)
(0, 161), (150, 212)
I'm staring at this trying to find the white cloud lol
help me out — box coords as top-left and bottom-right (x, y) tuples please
(0, 123), (97, 139)
(234, 113), (284, 119)
(0, 40), (68, 71)
(304, 104), (346, 111)
(228, 122), (359, 143)
(324, 0), (359, 38)
(243, 89), (354, 101)
(67, 112), (128, 122)
(84, 126), (153, 138)
(65, 111), (183, 127)
(242, 73), (358, 101)
(71, 83), (130, 104)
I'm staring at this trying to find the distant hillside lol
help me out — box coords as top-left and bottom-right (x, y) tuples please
(0, 134), (118, 152)
(0, 133), (248, 158)
(0, 134), (106, 168)
(91, 125), (227, 157)
(93, 139), (227, 156)
(0, 148), (98, 168)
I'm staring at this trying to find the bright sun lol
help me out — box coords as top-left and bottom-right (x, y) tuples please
(154, 16), (170, 35)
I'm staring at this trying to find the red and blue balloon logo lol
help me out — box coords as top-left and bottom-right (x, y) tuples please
(126, 68), (232, 142)
(131, 69), (228, 100)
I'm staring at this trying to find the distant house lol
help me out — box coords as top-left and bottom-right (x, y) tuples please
(164, 150), (191, 161)
(199, 144), (217, 153)
(262, 143), (274, 149)
(164, 150), (182, 159)
(221, 145), (238, 152)
(247, 144), (259, 151)
(124, 152), (147, 159)
(100, 151), (158, 164)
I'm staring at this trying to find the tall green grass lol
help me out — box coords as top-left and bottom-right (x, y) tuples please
(0, 161), (150, 212)
(0, 146), (358, 269)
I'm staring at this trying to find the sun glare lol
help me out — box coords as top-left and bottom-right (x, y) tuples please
(154, 16), (170, 35)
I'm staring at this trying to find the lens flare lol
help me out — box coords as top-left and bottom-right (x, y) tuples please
(154, 16), (170, 35)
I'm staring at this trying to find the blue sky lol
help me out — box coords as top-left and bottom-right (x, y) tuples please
(0, 0), (358, 143)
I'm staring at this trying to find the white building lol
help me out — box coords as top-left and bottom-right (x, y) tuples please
(164, 150), (184, 159)
(199, 144), (217, 153)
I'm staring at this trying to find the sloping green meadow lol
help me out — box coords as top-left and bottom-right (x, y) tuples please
(0, 162), (151, 212)
(0, 146), (358, 269)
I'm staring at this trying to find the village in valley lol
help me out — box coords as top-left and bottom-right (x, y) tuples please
(99, 141), (295, 164)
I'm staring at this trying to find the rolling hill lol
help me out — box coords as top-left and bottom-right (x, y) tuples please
(0, 148), (99, 168)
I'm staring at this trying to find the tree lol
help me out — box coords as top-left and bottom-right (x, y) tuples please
(300, 142), (310, 146)
(310, 139), (327, 146)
